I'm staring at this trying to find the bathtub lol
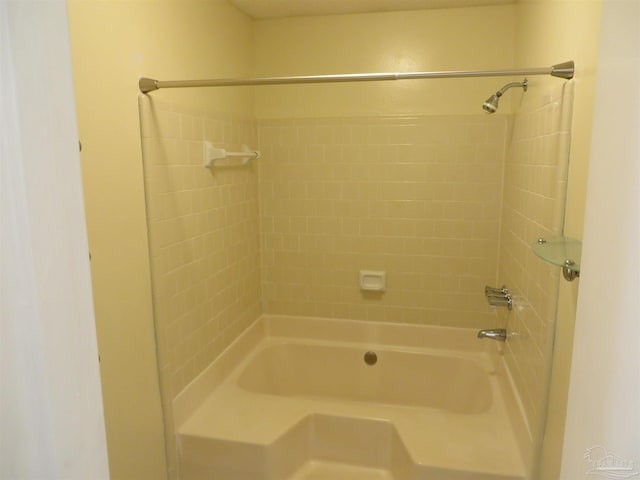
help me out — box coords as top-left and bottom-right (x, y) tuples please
(237, 342), (492, 414)
(174, 315), (529, 480)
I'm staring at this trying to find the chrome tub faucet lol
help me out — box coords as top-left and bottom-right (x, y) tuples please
(477, 328), (507, 342)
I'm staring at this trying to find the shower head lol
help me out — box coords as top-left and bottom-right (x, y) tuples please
(482, 94), (501, 114)
(482, 78), (528, 114)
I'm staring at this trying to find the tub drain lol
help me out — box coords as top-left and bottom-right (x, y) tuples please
(364, 351), (378, 366)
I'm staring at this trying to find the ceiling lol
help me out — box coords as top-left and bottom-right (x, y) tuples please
(229, 0), (516, 19)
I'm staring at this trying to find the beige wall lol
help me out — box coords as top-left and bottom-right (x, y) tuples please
(513, 1), (602, 479)
(66, 1), (253, 478)
(254, 6), (516, 117)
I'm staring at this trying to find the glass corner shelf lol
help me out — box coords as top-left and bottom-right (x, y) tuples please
(531, 237), (582, 281)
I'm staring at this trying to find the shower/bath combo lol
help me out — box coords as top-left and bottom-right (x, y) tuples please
(138, 57), (578, 480)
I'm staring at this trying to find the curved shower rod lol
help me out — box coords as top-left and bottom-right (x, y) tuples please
(139, 61), (574, 94)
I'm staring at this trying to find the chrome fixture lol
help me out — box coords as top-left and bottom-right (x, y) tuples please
(485, 285), (509, 296)
(477, 328), (507, 342)
(482, 78), (528, 113)
(562, 259), (579, 281)
(485, 285), (512, 310)
(139, 61), (574, 93)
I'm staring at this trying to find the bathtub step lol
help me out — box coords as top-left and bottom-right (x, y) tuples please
(288, 460), (394, 480)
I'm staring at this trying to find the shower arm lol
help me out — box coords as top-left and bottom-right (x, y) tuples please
(495, 80), (528, 97)
(139, 61), (574, 93)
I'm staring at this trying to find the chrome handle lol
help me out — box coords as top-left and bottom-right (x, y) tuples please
(485, 285), (508, 295)
(486, 292), (508, 298)
(484, 285), (512, 310)
(487, 296), (513, 309)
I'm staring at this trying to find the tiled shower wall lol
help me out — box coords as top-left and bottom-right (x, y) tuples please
(258, 115), (508, 328)
(138, 96), (261, 475)
(498, 83), (574, 446)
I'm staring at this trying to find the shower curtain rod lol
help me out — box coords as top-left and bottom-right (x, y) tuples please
(139, 61), (574, 93)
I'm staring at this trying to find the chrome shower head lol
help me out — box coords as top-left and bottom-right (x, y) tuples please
(482, 78), (528, 114)
(482, 94), (500, 113)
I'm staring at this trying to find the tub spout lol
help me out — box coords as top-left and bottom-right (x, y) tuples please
(477, 328), (507, 342)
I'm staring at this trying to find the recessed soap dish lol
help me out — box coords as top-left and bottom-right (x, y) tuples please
(359, 270), (386, 292)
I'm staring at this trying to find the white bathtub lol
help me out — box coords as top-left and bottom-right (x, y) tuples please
(174, 315), (529, 480)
